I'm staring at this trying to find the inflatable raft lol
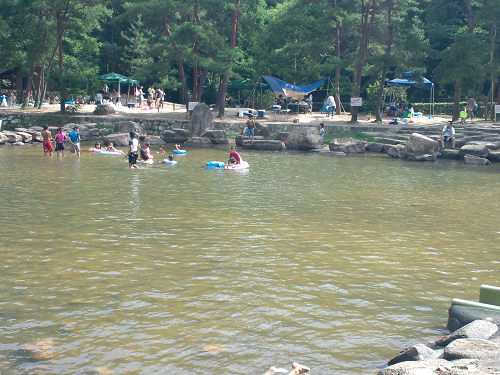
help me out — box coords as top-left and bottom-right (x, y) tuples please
(173, 149), (187, 154)
(207, 161), (225, 168)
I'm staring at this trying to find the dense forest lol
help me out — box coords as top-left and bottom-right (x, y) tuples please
(0, 0), (499, 121)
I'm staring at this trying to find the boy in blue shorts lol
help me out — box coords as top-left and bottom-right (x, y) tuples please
(69, 126), (81, 157)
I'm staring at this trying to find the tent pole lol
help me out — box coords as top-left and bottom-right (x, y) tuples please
(260, 76), (262, 109)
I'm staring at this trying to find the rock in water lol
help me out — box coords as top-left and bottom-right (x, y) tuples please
(388, 344), (435, 365)
(329, 137), (365, 154)
(21, 338), (54, 360)
(285, 127), (324, 151)
(435, 319), (498, 347)
(184, 137), (212, 148)
(242, 140), (282, 150)
(104, 133), (131, 146)
(161, 128), (190, 143)
(444, 338), (500, 360)
(188, 103), (214, 136)
(464, 155), (491, 165)
(406, 133), (438, 160)
(200, 129), (228, 144)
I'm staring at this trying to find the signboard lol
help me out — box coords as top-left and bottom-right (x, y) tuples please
(495, 105), (500, 114)
(188, 102), (198, 111)
(350, 97), (362, 107)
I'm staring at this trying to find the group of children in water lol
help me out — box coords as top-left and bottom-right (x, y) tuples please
(137, 142), (179, 164)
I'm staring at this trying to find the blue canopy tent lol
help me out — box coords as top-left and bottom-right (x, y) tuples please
(386, 71), (435, 115)
(263, 76), (328, 100)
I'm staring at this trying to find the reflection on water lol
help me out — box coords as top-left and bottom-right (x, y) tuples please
(0, 143), (499, 375)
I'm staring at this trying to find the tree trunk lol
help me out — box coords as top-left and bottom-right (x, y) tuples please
(350, 0), (376, 122)
(23, 64), (36, 109)
(453, 84), (460, 121)
(375, 0), (393, 122)
(465, 0), (474, 33)
(36, 63), (45, 109)
(217, 0), (240, 118)
(162, 14), (190, 110)
(57, 12), (66, 112)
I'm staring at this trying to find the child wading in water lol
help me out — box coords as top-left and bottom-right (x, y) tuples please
(54, 128), (67, 156)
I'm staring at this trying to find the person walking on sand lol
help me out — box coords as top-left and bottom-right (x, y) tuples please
(326, 95), (336, 117)
(41, 124), (53, 156)
(69, 126), (81, 157)
(125, 131), (141, 169)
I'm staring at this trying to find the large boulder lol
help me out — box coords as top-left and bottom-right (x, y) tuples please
(406, 133), (439, 160)
(277, 132), (289, 142)
(20, 129), (42, 142)
(1, 131), (22, 143)
(144, 136), (165, 145)
(376, 137), (405, 145)
(184, 136), (212, 148)
(447, 305), (500, 333)
(113, 121), (146, 137)
(387, 144), (407, 159)
(236, 135), (265, 146)
(488, 150), (500, 162)
(407, 154), (435, 162)
(200, 129), (228, 144)
(435, 319), (498, 347)
(464, 155), (491, 165)
(16, 131), (32, 143)
(388, 344), (435, 366)
(93, 105), (116, 115)
(329, 137), (365, 154)
(468, 141), (498, 150)
(365, 142), (385, 152)
(0, 133), (8, 144)
(104, 133), (131, 147)
(187, 103), (213, 136)
(444, 338), (500, 360)
(89, 128), (100, 137)
(285, 127), (324, 151)
(255, 121), (270, 139)
(161, 128), (190, 143)
(439, 149), (461, 160)
(242, 140), (282, 150)
(460, 143), (491, 159)
(376, 359), (452, 375)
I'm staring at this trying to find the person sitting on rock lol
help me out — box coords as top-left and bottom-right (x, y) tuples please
(441, 121), (456, 149)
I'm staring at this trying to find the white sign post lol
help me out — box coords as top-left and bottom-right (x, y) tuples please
(495, 105), (500, 122)
(350, 97), (362, 107)
(188, 102), (198, 111)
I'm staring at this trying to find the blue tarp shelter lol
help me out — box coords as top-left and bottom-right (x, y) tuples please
(386, 71), (435, 115)
(263, 76), (328, 100)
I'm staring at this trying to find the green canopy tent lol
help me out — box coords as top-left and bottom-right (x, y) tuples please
(227, 78), (268, 108)
(96, 73), (138, 103)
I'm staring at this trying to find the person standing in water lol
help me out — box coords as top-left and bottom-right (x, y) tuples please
(41, 124), (53, 156)
(126, 131), (141, 169)
(54, 127), (67, 157)
(68, 126), (81, 157)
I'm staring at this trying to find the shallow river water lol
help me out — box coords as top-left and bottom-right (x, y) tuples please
(0, 143), (499, 375)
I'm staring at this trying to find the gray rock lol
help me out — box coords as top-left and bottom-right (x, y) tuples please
(93, 105), (116, 115)
(365, 142), (385, 152)
(377, 137), (405, 145)
(200, 129), (229, 144)
(468, 141), (498, 150)
(464, 155), (491, 165)
(187, 103), (214, 136)
(242, 140), (282, 150)
(235, 135), (265, 146)
(488, 150), (500, 162)
(329, 137), (365, 154)
(277, 132), (289, 142)
(444, 338), (500, 360)
(388, 344), (435, 366)
(113, 121), (146, 137)
(255, 121), (270, 139)
(285, 127), (324, 150)
(1, 131), (22, 143)
(144, 136), (165, 145)
(438, 149), (461, 160)
(394, 135), (410, 141)
(104, 133), (131, 147)
(0, 133), (8, 145)
(21, 129), (42, 142)
(448, 305), (500, 332)
(16, 131), (32, 143)
(12, 141), (26, 146)
(387, 144), (407, 159)
(435, 319), (498, 347)
(184, 136), (212, 148)
(376, 359), (451, 375)
(161, 128), (190, 143)
(318, 151), (346, 157)
(89, 128), (100, 136)
(407, 154), (435, 162)
(460, 143), (490, 158)
(406, 133), (439, 159)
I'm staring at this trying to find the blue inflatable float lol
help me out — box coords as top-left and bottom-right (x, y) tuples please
(206, 161), (225, 168)
(173, 149), (186, 154)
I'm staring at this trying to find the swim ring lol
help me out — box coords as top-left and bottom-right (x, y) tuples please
(206, 161), (225, 168)
(173, 149), (187, 154)
(321, 103), (329, 113)
(160, 159), (177, 165)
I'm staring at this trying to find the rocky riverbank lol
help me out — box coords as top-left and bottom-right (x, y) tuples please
(378, 304), (500, 375)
